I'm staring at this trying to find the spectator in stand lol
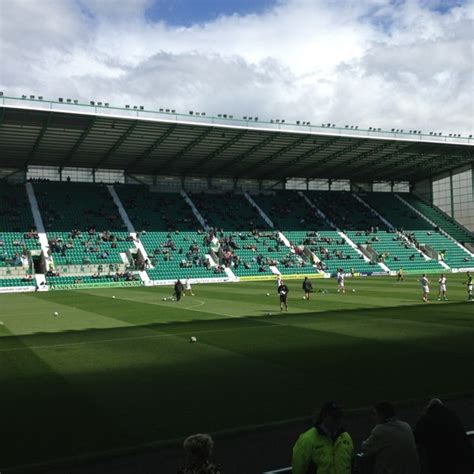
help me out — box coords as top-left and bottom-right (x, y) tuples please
(414, 398), (473, 474)
(292, 401), (353, 474)
(177, 433), (222, 474)
(361, 401), (419, 474)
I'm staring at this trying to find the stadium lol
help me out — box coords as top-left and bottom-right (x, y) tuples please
(1, 2), (474, 473)
(0, 92), (473, 472)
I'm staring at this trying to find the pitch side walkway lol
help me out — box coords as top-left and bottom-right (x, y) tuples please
(25, 396), (474, 474)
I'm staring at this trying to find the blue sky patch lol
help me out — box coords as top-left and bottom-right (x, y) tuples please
(145, 0), (278, 26)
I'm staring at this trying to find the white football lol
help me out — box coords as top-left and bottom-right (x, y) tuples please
(54, 311), (59, 316)
(112, 296), (116, 299)
(190, 336), (197, 343)
(352, 289), (356, 293)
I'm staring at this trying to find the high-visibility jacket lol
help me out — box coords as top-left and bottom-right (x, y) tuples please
(292, 426), (353, 474)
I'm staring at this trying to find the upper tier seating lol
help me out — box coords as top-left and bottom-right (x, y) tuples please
(0, 184), (40, 267)
(254, 191), (377, 274)
(34, 183), (132, 265)
(358, 192), (473, 270)
(307, 191), (388, 231)
(115, 186), (220, 280)
(189, 192), (304, 277)
(403, 194), (474, 245)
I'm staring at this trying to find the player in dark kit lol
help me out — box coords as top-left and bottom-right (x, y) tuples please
(278, 281), (289, 311)
(465, 271), (473, 301)
(174, 279), (184, 301)
(302, 277), (313, 300)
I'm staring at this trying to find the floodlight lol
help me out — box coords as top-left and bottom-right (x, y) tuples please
(22, 95), (26, 99)
(248, 117), (252, 121)
(281, 119), (285, 123)
(139, 106), (144, 110)
(369, 127), (372, 130)
(195, 112), (200, 116)
(418, 131), (421, 134)
(296, 121), (300, 125)
(159, 108), (164, 112)
(133, 106), (137, 109)
(270, 119), (274, 123)
(378, 128), (381, 131)
(0, 91), (3, 96)
(66, 98), (71, 103)
(74, 100), (79, 104)
(276, 119), (280, 123)
(391, 128), (395, 132)
(91, 101), (95, 105)
(30, 95), (35, 99)
(307, 121), (310, 125)
(38, 96), (43, 100)
(254, 117), (258, 121)
(469, 134), (472, 138)
(125, 105), (130, 108)
(97, 102), (102, 106)
(429, 132), (433, 135)
(223, 114), (227, 118)
(345, 125), (348, 128)
(243, 116), (247, 120)
(58, 97), (63, 102)
(227, 114), (231, 118)
(332, 124), (335, 127)
(321, 123), (325, 127)
(327, 123), (331, 127)
(218, 114), (222, 118)
(350, 125), (354, 129)
(400, 129), (404, 132)
(449, 133), (452, 137)
(165, 109), (170, 112)
(172, 109), (176, 113)
(104, 102), (109, 106)
(355, 126), (358, 129)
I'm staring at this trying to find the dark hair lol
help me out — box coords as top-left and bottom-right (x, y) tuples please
(317, 401), (343, 423)
(374, 401), (396, 420)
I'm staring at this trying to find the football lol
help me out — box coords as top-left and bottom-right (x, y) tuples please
(54, 311), (59, 316)
(190, 336), (197, 343)
(266, 292), (270, 296)
(352, 289), (356, 293)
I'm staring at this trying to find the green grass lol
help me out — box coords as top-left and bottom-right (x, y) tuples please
(1, 275), (473, 471)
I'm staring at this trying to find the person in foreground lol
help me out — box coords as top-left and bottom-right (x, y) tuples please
(414, 398), (473, 474)
(361, 401), (419, 474)
(177, 433), (222, 474)
(292, 401), (353, 474)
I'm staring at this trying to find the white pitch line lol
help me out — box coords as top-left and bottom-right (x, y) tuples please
(0, 322), (281, 353)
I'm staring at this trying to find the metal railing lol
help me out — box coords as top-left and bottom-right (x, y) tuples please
(1, 94), (473, 146)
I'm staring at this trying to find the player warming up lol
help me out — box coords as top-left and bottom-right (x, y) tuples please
(465, 271), (473, 301)
(397, 267), (404, 282)
(420, 274), (430, 303)
(437, 274), (448, 301)
(302, 277), (313, 300)
(174, 279), (184, 301)
(278, 280), (289, 312)
(185, 278), (194, 296)
(336, 269), (345, 294)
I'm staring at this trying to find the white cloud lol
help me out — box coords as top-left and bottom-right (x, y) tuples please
(0, 0), (472, 135)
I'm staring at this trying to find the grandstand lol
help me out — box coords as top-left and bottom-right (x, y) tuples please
(0, 93), (472, 291)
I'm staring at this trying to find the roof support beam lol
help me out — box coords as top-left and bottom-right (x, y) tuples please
(310, 139), (370, 173)
(275, 137), (340, 179)
(161, 127), (213, 171)
(60, 116), (97, 169)
(326, 141), (395, 180)
(126, 124), (177, 172)
(184, 130), (248, 177)
(25, 112), (53, 165)
(94, 121), (138, 169)
(210, 133), (279, 177)
(238, 135), (312, 179)
(349, 144), (421, 180)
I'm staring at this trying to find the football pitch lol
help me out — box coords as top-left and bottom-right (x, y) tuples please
(1, 275), (473, 471)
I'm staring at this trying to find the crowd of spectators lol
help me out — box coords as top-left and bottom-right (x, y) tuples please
(179, 398), (473, 473)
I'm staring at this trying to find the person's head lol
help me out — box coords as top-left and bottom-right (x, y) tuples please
(316, 401), (344, 432)
(440, 274), (444, 278)
(424, 397), (443, 415)
(372, 401), (396, 424)
(422, 273), (426, 277)
(183, 433), (214, 466)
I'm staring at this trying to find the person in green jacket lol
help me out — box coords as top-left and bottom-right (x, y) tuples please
(292, 401), (353, 474)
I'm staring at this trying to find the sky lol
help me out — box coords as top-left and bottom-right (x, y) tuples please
(0, 0), (473, 135)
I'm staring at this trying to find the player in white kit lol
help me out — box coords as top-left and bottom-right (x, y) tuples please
(420, 274), (430, 303)
(336, 269), (345, 294)
(437, 274), (447, 301)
